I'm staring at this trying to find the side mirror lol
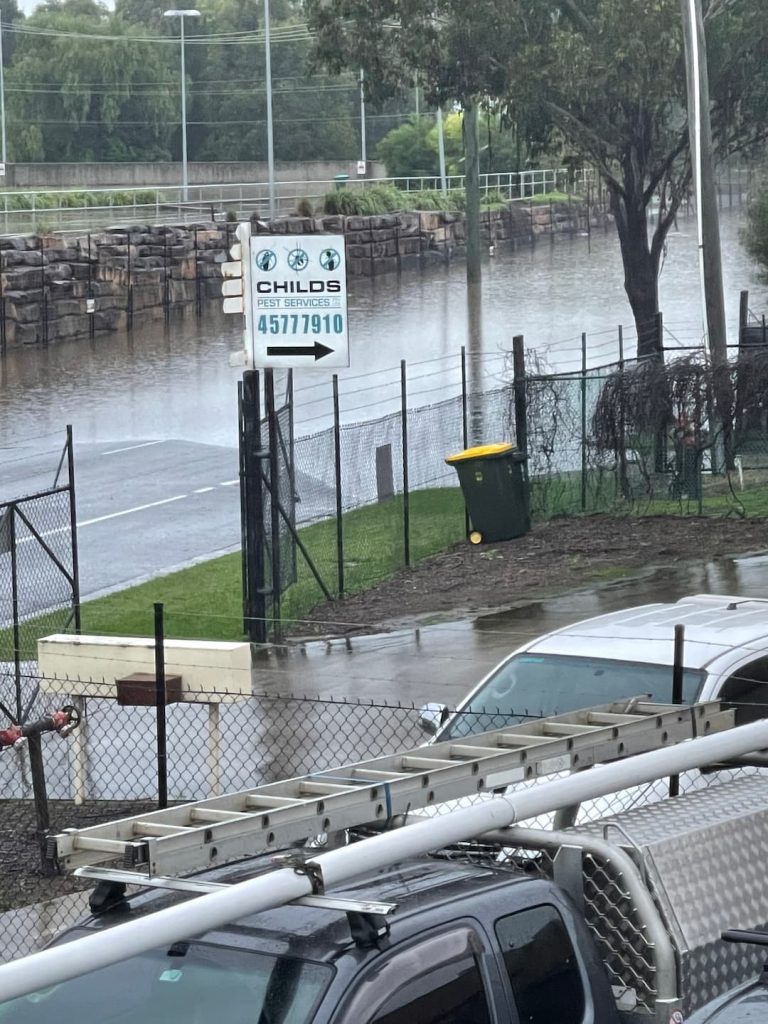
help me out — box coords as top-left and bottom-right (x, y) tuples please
(418, 703), (450, 736)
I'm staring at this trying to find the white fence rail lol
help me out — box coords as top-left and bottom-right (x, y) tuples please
(0, 167), (591, 236)
(0, 163), (750, 236)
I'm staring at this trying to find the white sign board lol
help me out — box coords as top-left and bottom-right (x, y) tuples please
(356, 160), (366, 176)
(248, 233), (349, 368)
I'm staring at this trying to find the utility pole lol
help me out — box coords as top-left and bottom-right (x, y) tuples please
(359, 69), (366, 166)
(680, 0), (729, 467)
(264, 0), (276, 220)
(463, 101), (481, 287)
(0, 15), (7, 170)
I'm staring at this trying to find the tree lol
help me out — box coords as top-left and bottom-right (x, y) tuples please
(6, 0), (177, 161)
(744, 177), (768, 280)
(501, 0), (768, 356)
(306, 0), (768, 357)
(376, 115), (437, 177)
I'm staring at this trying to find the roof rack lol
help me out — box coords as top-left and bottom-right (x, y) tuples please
(49, 699), (730, 879)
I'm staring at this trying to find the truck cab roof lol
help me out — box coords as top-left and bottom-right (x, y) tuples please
(91, 854), (535, 963)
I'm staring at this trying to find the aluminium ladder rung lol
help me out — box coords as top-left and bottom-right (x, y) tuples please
(49, 699), (733, 878)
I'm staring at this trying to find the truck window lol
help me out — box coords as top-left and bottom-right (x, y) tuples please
(495, 904), (585, 1024)
(341, 927), (492, 1024)
(719, 658), (768, 725)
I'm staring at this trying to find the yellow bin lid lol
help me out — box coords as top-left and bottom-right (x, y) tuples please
(445, 442), (515, 464)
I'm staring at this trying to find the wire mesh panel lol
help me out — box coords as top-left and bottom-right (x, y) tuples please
(0, 434), (78, 722)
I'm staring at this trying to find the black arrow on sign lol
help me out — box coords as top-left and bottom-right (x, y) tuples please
(266, 341), (334, 361)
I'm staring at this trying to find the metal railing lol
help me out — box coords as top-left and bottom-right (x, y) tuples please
(0, 167), (590, 235)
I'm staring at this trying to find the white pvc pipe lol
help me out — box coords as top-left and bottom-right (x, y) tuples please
(1, 719), (767, 1002)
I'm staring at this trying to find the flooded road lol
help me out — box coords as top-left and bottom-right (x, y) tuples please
(1, 208), (766, 451)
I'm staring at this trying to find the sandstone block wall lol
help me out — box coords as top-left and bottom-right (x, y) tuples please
(0, 200), (606, 349)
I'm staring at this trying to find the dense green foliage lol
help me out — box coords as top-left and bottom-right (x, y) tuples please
(1, 0), (412, 163)
(306, 0), (768, 355)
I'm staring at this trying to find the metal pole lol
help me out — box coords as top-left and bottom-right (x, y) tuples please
(436, 107), (447, 195)
(333, 375), (344, 597)
(66, 425), (81, 633)
(9, 507), (21, 723)
(669, 624), (685, 797)
(512, 335), (528, 457)
(401, 359), (410, 567)
(180, 14), (189, 203)
(581, 332), (587, 512)
(154, 602), (168, 810)
(264, 0), (276, 220)
(359, 69), (366, 166)
(460, 346), (469, 537)
(265, 369), (281, 640)
(0, 16), (7, 168)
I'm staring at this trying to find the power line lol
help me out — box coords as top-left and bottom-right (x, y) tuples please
(5, 21), (313, 45)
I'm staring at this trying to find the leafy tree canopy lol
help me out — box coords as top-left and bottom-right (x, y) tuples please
(306, 0), (768, 354)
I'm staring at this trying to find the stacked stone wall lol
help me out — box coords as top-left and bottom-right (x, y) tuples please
(0, 200), (606, 349)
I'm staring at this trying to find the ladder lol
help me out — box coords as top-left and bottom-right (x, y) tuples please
(50, 699), (731, 879)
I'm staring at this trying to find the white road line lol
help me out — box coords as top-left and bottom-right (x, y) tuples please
(78, 494), (188, 527)
(194, 486), (215, 494)
(220, 479), (239, 486)
(101, 441), (164, 456)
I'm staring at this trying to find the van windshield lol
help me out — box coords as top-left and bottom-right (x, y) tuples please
(442, 653), (705, 738)
(0, 935), (332, 1024)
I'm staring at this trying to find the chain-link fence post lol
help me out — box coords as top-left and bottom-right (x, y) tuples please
(154, 601), (168, 810)
(401, 359), (410, 567)
(265, 369), (282, 641)
(333, 374), (344, 597)
(581, 332), (587, 512)
(66, 425), (81, 633)
(239, 370), (268, 644)
(461, 346), (469, 537)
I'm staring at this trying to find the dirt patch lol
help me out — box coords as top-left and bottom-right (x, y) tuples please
(290, 514), (768, 637)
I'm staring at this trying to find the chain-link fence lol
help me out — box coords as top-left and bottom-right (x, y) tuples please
(1, 670), (766, 964)
(246, 329), (768, 632)
(0, 431), (79, 717)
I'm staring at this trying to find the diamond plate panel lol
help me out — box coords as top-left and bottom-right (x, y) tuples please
(573, 777), (768, 1015)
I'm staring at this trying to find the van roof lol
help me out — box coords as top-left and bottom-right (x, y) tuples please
(527, 594), (768, 671)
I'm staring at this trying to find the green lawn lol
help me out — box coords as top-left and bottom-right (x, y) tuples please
(5, 471), (766, 659)
(2, 487), (466, 655)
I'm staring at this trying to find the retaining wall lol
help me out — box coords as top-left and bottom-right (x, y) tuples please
(0, 200), (606, 349)
(1, 161), (387, 191)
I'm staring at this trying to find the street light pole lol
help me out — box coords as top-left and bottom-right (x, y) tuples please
(164, 9), (200, 204)
(264, 0), (276, 220)
(0, 16), (7, 170)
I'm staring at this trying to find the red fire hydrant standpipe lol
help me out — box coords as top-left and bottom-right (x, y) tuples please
(0, 706), (81, 750)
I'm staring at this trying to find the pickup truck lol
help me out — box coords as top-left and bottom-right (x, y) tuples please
(3, 770), (768, 1024)
(0, 856), (622, 1024)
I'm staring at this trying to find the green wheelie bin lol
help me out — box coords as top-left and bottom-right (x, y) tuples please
(445, 442), (529, 544)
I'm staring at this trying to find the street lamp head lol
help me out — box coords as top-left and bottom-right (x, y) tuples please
(163, 9), (201, 16)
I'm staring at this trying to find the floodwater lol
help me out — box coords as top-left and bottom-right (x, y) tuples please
(0, 207), (766, 450)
